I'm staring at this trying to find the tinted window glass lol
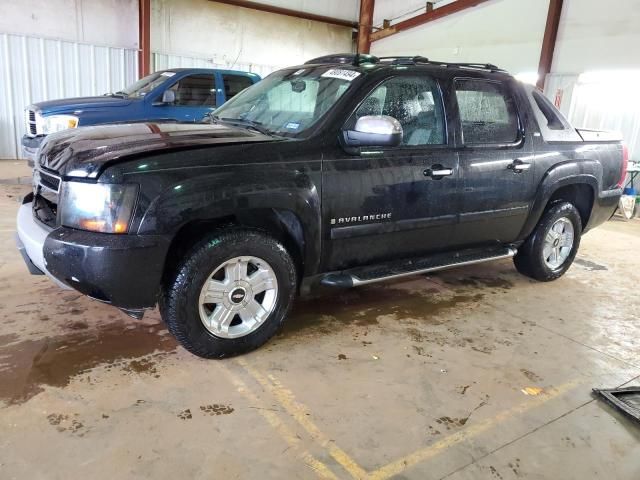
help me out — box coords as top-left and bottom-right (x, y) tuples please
(355, 76), (445, 146)
(223, 74), (254, 100)
(169, 74), (216, 106)
(455, 79), (519, 144)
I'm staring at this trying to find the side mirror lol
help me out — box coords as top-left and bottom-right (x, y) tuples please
(157, 89), (175, 105)
(343, 115), (403, 149)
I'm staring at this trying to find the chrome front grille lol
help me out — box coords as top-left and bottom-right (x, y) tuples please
(25, 108), (38, 136)
(32, 168), (61, 228)
(34, 168), (61, 194)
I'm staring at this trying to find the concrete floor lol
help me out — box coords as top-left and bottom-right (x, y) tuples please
(1, 160), (640, 479)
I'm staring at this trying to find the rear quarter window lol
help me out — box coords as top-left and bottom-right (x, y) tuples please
(222, 74), (254, 100)
(525, 86), (582, 142)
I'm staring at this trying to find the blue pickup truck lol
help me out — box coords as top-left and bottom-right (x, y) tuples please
(22, 68), (260, 164)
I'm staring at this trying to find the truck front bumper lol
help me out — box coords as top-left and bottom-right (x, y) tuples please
(21, 135), (45, 167)
(16, 197), (70, 289)
(16, 195), (172, 309)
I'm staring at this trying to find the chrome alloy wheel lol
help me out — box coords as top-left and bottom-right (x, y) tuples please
(198, 256), (278, 339)
(542, 217), (574, 269)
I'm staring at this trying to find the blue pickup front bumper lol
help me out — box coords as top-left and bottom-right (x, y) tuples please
(21, 135), (44, 167)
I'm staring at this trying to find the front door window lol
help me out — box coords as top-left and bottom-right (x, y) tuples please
(354, 76), (446, 146)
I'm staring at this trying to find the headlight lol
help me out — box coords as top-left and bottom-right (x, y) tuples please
(60, 182), (138, 234)
(39, 114), (79, 134)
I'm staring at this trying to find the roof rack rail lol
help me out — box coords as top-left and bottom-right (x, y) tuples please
(304, 53), (380, 66)
(377, 56), (506, 73)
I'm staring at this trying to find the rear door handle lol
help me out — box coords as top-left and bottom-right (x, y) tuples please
(424, 165), (454, 179)
(508, 159), (531, 173)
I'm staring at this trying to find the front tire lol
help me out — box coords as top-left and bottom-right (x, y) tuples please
(160, 229), (297, 358)
(514, 202), (582, 281)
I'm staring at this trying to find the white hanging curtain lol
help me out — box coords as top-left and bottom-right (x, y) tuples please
(545, 72), (640, 159)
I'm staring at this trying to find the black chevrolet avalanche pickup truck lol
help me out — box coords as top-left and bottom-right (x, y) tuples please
(16, 54), (628, 358)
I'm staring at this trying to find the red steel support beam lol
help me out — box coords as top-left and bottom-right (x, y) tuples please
(536, 0), (563, 90)
(370, 0), (490, 42)
(208, 0), (357, 29)
(357, 0), (375, 53)
(138, 0), (151, 78)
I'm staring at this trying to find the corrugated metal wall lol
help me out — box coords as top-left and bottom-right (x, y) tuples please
(151, 52), (278, 79)
(0, 33), (138, 159)
(0, 39), (280, 160)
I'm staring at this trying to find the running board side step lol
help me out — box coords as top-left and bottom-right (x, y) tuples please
(320, 247), (517, 288)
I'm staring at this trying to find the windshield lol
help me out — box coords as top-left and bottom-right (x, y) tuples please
(120, 71), (175, 98)
(212, 66), (361, 135)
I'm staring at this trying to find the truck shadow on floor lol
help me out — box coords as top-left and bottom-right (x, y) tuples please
(279, 267), (519, 340)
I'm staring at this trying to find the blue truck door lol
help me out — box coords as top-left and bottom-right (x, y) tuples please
(149, 73), (218, 122)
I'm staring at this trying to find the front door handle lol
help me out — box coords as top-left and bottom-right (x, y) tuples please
(424, 165), (454, 179)
(508, 159), (531, 173)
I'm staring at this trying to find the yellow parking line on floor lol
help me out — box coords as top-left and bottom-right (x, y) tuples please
(238, 358), (581, 480)
(368, 379), (582, 480)
(237, 358), (369, 480)
(218, 362), (339, 480)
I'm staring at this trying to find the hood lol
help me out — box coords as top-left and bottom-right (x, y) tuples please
(38, 122), (278, 178)
(32, 96), (134, 115)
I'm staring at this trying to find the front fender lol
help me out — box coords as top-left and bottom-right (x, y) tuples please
(137, 168), (322, 274)
(519, 160), (600, 239)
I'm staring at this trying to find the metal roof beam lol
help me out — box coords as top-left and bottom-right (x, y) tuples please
(370, 0), (491, 42)
(138, 0), (151, 78)
(208, 0), (358, 29)
(357, 0), (375, 53)
(536, 0), (563, 90)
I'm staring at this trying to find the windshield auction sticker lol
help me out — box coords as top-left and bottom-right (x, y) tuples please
(321, 69), (361, 81)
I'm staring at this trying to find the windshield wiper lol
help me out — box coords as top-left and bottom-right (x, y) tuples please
(109, 91), (128, 98)
(214, 116), (273, 136)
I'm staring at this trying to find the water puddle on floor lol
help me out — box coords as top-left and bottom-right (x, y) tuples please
(0, 268), (515, 405)
(0, 321), (177, 405)
(279, 284), (486, 338)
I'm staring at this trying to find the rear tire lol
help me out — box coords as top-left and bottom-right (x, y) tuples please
(514, 202), (582, 281)
(160, 229), (297, 358)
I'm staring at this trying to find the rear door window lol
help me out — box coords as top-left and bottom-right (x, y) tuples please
(169, 74), (217, 106)
(455, 79), (520, 144)
(222, 74), (254, 100)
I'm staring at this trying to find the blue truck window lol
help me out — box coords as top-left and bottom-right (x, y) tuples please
(222, 74), (253, 100)
(168, 74), (217, 107)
